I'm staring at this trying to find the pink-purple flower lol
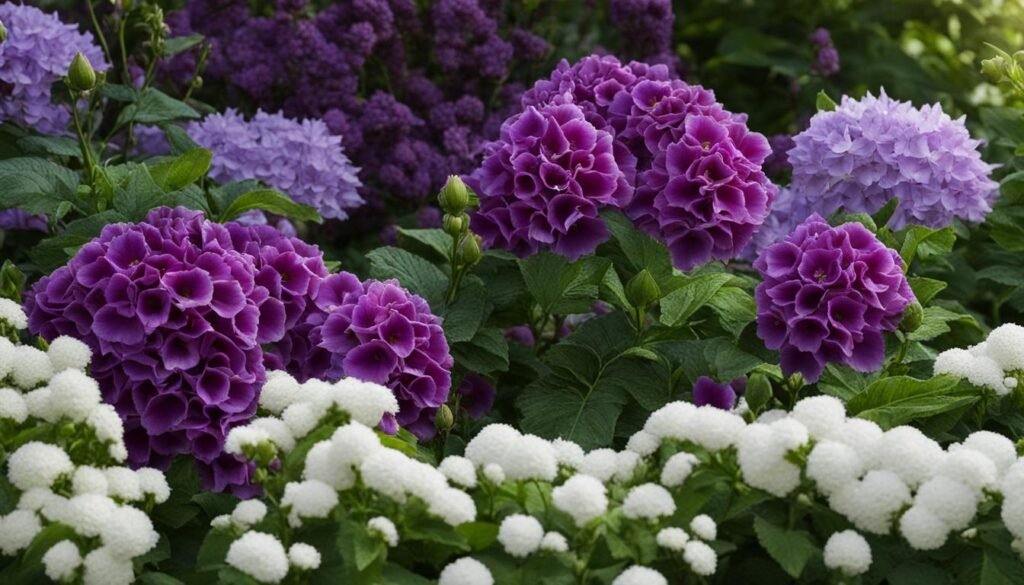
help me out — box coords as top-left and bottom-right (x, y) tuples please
(754, 214), (914, 382)
(692, 376), (738, 410)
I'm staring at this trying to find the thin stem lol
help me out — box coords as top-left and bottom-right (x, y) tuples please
(70, 95), (95, 186)
(85, 1), (113, 68)
(118, 16), (129, 84)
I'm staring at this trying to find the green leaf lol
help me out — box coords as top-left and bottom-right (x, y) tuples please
(218, 189), (321, 224)
(872, 198), (899, 228)
(162, 124), (201, 155)
(122, 88), (201, 125)
(443, 280), (487, 343)
(397, 228), (451, 263)
(165, 33), (205, 55)
(0, 157), (81, 215)
(900, 225), (955, 265)
(17, 135), (82, 158)
(907, 306), (975, 342)
(980, 106), (1024, 145)
(846, 375), (979, 429)
(707, 285), (757, 338)
(753, 515), (820, 579)
(816, 90), (838, 112)
(602, 211), (673, 285)
(908, 276), (947, 304)
(659, 273), (734, 326)
(519, 253), (610, 314)
(195, 529), (233, 571)
(0, 523), (78, 584)
(451, 328), (509, 374)
(816, 364), (869, 401)
(976, 265), (1024, 287)
(455, 522), (500, 550)
(0, 260), (26, 303)
(113, 164), (171, 221)
(138, 574), (187, 585)
(149, 148), (213, 191)
(381, 563), (432, 585)
(366, 247), (448, 310)
(29, 210), (128, 272)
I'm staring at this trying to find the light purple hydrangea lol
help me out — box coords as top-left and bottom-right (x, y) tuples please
(24, 207), (328, 493)
(744, 186), (807, 260)
(754, 214), (914, 383)
(188, 109), (364, 220)
(788, 89), (998, 230)
(809, 28), (840, 77)
(470, 103), (632, 260)
(266, 271), (454, 440)
(0, 3), (109, 135)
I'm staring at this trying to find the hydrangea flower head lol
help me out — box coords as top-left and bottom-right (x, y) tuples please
(189, 109), (363, 220)
(788, 89), (998, 229)
(24, 207), (328, 492)
(754, 214), (914, 382)
(0, 4), (109, 134)
(266, 271), (453, 440)
(470, 103), (631, 260)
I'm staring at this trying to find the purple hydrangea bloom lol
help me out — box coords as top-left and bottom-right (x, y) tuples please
(692, 376), (737, 410)
(0, 3), (109, 135)
(266, 272), (454, 440)
(809, 28), (840, 77)
(609, 0), (676, 67)
(788, 90), (999, 230)
(188, 110), (364, 220)
(24, 207), (328, 492)
(763, 133), (795, 177)
(458, 374), (495, 419)
(0, 209), (47, 232)
(754, 214), (914, 383)
(744, 187), (808, 261)
(470, 103), (632, 260)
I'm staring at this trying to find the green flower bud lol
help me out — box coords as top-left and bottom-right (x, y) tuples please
(254, 441), (278, 467)
(438, 175), (470, 215)
(625, 269), (661, 308)
(0, 20), (8, 45)
(443, 213), (464, 236)
(744, 372), (772, 413)
(460, 234), (482, 265)
(900, 301), (924, 332)
(67, 52), (97, 92)
(981, 57), (1007, 82)
(1014, 51), (1024, 68)
(435, 404), (454, 432)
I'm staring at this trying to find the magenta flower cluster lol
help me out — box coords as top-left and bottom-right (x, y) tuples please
(267, 272), (453, 440)
(788, 90), (998, 230)
(471, 104), (631, 260)
(0, 3), (109, 135)
(25, 207), (327, 492)
(188, 110), (364, 220)
(485, 55), (776, 269)
(754, 214), (914, 383)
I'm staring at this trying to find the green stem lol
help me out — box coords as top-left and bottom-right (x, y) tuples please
(85, 1), (113, 68)
(118, 16), (129, 84)
(70, 96), (95, 186)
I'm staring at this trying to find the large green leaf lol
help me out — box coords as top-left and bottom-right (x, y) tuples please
(900, 225), (955, 264)
(29, 210), (129, 272)
(366, 247), (448, 311)
(120, 88), (201, 125)
(218, 189), (321, 224)
(443, 280), (487, 343)
(113, 164), (172, 221)
(602, 211), (674, 285)
(149, 148), (213, 192)
(451, 328), (509, 375)
(753, 516), (820, 579)
(519, 253), (610, 314)
(846, 375), (979, 429)
(907, 306), (976, 342)
(0, 157), (81, 215)
(659, 273), (734, 326)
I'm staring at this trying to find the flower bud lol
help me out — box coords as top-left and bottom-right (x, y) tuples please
(67, 52), (97, 92)
(460, 234), (482, 265)
(438, 175), (470, 215)
(625, 269), (661, 308)
(900, 301), (924, 332)
(435, 404), (454, 433)
(981, 57), (1007, 82)
(443, 213), (464, 236)
(0, 20), (8, 45)
(1014, 51), (1024, 68)
(744, 373), (772, 413)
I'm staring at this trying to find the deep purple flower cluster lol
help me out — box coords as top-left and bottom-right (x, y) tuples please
(754, 214), (914, 383)
(609, 0), (679, 71)
(458, 374), (495, 419)
(514, 56), (776, 269)
(0, 209), (47, 232)
(745, 186), (806, 260)
(24, 207), (327, 492)
(810, 28), (840, 77)
(763, 133), (795, 177)
(266, 272), (454, 440)
(188, 109), (364, 220)
(788, 90), (998, 230)
(471, 104), (631, 260)
(692, 376), (745, 410)
(0, 3), (109, 135)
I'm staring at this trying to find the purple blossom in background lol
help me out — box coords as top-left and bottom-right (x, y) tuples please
(458, 374), (495, 419)
(788, 90), (998, 230)
(809, 28), (840, 77)
(763, 134), (795, 177)
(505, 325), (535, 347)
(188, 110), (364, 220)
(470, 103), (631, 260)
(754, 214), (914, 382)
(0, 3), (109, 135)
(0, 209), (47, 232)
(24, 208), (328, 493)
(744, 187), (807, 261)
(692, 376), (737, 410)
(266, 272), (454, 440)
(609, 0), (679, 71)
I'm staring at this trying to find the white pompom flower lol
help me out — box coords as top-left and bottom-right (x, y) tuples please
(790, 395), (847, 440)
(11, 345), (53, 390)
(226, 531), (290, 584)
(899, 506), (950, 551)
(823, 530), (872, 576)
(288, 542), (322, 571)
(660, 452), (699, 488)
(99, 506), (159, 559)
(552, 475), (608, 527)
(281, 480), (339, 527)
(6, 441), (74, 490)
(259, 371), (302, 414)
(438, 557), (494, 585)
(689, 514), (717, 541)
(224, 426), (273, 457)
(540, 531), (569, 553)
(231, 500), (268, 528)
(71, 466), (109, 496)
(82, 546), (135, 585)
(136, 468), (171, 504)
(47, 369), (101, 421)
(368, 516), (399, 547)
(579, 448), (619, 482)
(806, 440), (863, 495)
(46, 336), (92, 372)
(656, 527), (690, 551)
(0, 387), (28, 423)
(551, 438), (586, 469)
(683, 540), (718, 576)
(622, 483), (676, 521)
(439, 456), (478, 488)
(0, 298), (27, 329)
(914, 476), (979, 531)
(612, 566), (668, 585)
(498, 514), (544, 558)
(104, 467), (144, 502)
(43, 540), (82, 582)
(0, 509), (42, 555)
(248, 417), (296, 453)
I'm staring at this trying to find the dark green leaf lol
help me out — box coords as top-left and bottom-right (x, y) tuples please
(113, 164), (171, 221)
(907, 306), (975, 342)
(602, 211), (673, 285)
(452, 328), (509, 374)
(17, 135), (82, 158)
(218, 189), (321, 224)
(165, 34), (205, 56)
(455, 522), (500, 550)
(817, 364), (869, 401)
(123, 88), (200, 125)
(397, 228), (451, 263)
(149, 148), (213, 192)
(707, 285), (757, 338)
(138, 574), (187, 585)
(753, 515), (819, 579)
(519, 253), (610, 314)
(908, 277), (947, 304)
(900, 226), (955, 264)
(659, 273), (734, 326)
(846, 375), (979, 429)
(29, 210), (128, 272)
(366, 247), (448, 311)
(162, 125), (201, 156)
(443, 280), (487, 343)
(0, 157), (81, 215)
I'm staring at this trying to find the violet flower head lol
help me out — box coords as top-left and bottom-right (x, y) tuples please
(0, 209), (47, 232)
(24, 207), (328, 493)
(763, 134), (795, 177)
(609, 0), (675, 64)
(788, 89), (998, 230)
(692, 376), (737, 410)
(470, 103), (632, 261)
(0, 3), (109, 135)
(266, 271), (454, 441)
(744, 187), (809, 261)
(809, 28), (840, 77)
(754, 214), (914, 382)
(189, 109), (364, 220)
(458, 374), (496, 419)
(623, 82), (777, 271)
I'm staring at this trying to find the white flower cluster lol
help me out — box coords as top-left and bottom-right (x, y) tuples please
(934, 323), (1024, 395)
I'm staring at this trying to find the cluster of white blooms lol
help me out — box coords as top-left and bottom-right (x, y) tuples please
(0, 319), (167, 585)
(464, 424), (558, 481)
(934, 323), (1024, 395)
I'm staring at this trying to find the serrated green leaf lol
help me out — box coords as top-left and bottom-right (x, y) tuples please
(397, 228), (451, 263)
(707, 285), (757, 338)
(753, 515), (819, 578)
(602, 211), (674, 285)
(149, 148), (212, 191)
(443, 280), (487, 343)
(122, 88), (200, 125)
(218, 189), (321, 225)
(366, 247), (448, 310)
(659, 273), (734, 326)
(908, 277), (947, 305)
(165, 33), (205, 55)
(846, 375), (979, 429)
(900, 225), (955, 265)
(519, 253), (610, 314)
(455, 522), (499, 550)
(907, 306), (975, 341)
(451, 328), (509, 374)
(17, 135), (81, 158)
(113, 164), (171, 221)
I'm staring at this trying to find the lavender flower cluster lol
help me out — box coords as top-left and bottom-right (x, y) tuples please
(168, 0), (547, 205)
(476, 55), (776, 270)
(810, 28), (840, 77)
(0, 3), (109, 135)
(754, 214), (914, 382)
(188, 110), (364, 220)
